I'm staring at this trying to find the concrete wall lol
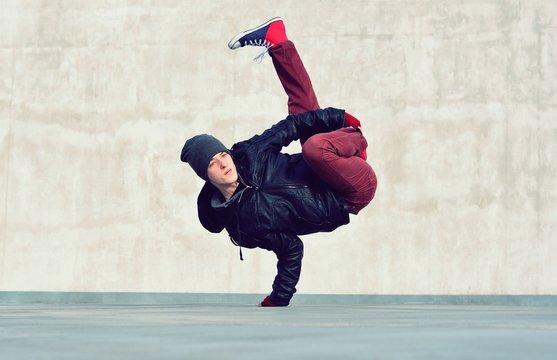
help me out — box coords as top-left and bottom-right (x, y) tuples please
(1, 0), (556, 296)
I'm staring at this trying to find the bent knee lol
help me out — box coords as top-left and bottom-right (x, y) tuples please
(301, 134), (327, 164)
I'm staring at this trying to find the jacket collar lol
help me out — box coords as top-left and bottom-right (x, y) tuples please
(197, 179), (247, 233)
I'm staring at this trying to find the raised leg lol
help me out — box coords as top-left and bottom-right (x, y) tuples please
(270, 41), (320, 115)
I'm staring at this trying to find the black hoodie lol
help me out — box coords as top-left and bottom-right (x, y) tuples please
(196, 107), (350, 305)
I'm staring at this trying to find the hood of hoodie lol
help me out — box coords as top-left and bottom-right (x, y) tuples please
(197, 180), (246, 233)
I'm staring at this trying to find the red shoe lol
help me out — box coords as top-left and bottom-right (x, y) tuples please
(228, 17), (287, 50)
(359, 131), (368, 160)
(360, 148), (367, 161)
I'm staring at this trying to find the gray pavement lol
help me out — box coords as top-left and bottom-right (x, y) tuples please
(1, 303), (556, 359)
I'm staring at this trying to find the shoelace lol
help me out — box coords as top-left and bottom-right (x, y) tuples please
(243, 39), (272, 63)
(253, 48), (270, 63)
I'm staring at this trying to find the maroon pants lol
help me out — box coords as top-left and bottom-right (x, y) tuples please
(270, 41), (377, 214)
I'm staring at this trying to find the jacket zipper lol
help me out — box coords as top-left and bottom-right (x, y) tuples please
(262, 183), (309, 191)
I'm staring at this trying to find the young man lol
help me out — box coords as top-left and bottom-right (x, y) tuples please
(181, 17), (377, 306)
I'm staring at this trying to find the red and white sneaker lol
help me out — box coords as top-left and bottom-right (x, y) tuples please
(228, 17), (288, 62)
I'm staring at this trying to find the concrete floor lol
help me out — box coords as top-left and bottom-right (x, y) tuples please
(1, 303), (556, 359)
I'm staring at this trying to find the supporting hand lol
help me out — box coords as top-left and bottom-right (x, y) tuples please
(257, 295), (276, 307)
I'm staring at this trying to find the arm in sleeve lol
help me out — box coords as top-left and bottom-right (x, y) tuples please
(260, 233), (304, 306)
(238, 107), (346, 153)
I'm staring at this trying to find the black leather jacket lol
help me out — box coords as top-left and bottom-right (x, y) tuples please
(196, 108), (350, 305)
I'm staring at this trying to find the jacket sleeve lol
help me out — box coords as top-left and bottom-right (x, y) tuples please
(259, 233), (304, 306)
(239, 107), (345, 153)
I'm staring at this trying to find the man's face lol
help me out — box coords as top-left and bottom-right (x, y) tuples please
(207, 152), (238, 186)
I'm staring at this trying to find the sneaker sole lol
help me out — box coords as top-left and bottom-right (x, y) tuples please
(227, 17), (283, 49)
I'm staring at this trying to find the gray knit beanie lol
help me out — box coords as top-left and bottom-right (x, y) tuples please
(180, 134), (229, 181)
